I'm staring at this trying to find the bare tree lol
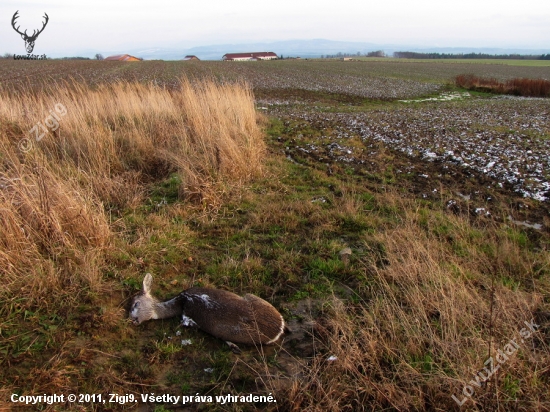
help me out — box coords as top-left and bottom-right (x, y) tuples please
(367, 50), (385, 57)
(95, 53), (104, 60)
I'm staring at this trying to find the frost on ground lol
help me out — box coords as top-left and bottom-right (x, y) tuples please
(269, 98), (550, 202)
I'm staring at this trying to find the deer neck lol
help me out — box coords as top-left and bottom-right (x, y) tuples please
(153, 296), (183, 319)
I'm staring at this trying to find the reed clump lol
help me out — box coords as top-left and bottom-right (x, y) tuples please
(455, 74), (550, 97)
(0, 77), (265, 310)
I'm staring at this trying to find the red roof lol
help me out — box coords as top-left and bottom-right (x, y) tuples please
(104, 54), (140, 61)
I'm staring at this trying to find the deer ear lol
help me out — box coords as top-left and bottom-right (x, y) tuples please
(143, 273), (154, 294)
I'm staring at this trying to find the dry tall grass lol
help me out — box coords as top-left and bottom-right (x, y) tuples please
(455, 74), (550, 97)
(0, 78), (265, 312)
(285, 196), (549, 411)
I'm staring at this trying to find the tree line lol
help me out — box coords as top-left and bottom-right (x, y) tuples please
(393, 51), (550, 60)
(321, 50), (386, 59)
(319, 51), (550, 60)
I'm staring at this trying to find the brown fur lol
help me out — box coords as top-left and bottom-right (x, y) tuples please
(179, 287), (285, 345)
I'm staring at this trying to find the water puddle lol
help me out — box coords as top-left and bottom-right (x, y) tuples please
(398, 92), (470, 103)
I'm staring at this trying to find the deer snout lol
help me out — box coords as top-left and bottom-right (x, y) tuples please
(129, 301), (142, 325)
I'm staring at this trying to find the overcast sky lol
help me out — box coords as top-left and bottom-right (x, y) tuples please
(1, 0), (549, 56)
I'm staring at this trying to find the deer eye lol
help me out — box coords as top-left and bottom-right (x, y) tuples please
(133, 301), (140, 309)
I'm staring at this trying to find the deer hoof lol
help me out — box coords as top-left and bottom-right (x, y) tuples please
(226, 341), (242, 354)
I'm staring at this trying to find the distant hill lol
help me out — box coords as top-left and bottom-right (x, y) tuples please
(51, 39), (550, 61)
(177, 39), (384, 60)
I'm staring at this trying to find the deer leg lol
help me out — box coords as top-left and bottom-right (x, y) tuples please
(225, 341), (242, 354)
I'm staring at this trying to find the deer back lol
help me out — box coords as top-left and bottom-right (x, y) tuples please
(180, 287), (284, 345)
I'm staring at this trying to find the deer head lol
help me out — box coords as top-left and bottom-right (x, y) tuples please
(11, 11), (49, 54)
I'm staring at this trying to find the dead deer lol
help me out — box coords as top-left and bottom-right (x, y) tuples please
(129, 273), (286, 353)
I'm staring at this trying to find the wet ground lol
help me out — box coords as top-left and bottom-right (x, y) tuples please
(259, 91), (550, 234)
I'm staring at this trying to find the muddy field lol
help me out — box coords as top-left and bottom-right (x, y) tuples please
(2, 58), (550, 93)
(265, 94), (550, 209)
(3, 59), (548, 211)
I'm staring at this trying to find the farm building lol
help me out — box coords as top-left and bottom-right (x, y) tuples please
(104, 54), (141, 61)
(183, 55), (200, 61)
(223, 52), (278, 61)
